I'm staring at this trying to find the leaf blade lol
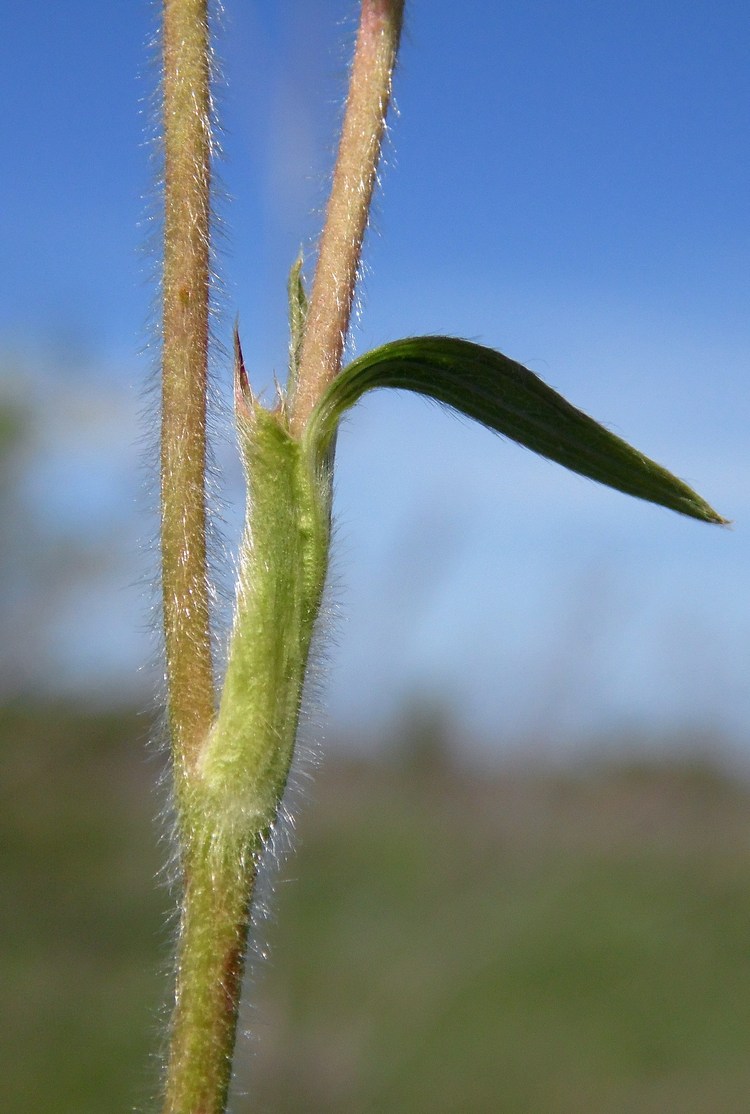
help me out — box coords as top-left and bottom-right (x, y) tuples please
(307, 336), (726, 524)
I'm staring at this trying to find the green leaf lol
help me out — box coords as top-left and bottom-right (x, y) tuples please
(307, 335), (726, 524)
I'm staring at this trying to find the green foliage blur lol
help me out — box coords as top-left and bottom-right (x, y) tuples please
(4, 704), (750, 1113)
(0, 705), (167, 1112)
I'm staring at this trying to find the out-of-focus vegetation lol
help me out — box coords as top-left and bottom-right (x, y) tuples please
(3, 704), (750, 1112)
(0, 705), (168, 1113)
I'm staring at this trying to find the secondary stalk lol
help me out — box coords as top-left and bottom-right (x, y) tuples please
(161, 0), (215, 783)
(291, 0), (405, 435)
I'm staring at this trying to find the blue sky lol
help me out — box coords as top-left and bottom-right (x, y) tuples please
(1, 2), (748, 760)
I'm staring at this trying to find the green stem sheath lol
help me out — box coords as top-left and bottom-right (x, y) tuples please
(164, 367), (332, 1113)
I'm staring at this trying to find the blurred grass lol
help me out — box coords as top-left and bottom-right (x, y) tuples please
(3, 706), (750, 1112)
(238, 749), (750, 1113)
(0, 704), (168, 1113)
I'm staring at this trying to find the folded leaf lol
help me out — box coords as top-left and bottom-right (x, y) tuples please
(286, 254), (308, 399)
(306, 335), (726, 524)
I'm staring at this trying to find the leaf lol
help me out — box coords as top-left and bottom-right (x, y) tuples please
(307, 335), (726, 524)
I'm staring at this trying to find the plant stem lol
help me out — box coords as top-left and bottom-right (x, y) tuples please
(291, 0), (405, 436)
(163, 395), (332, 1114)
(162, 832), (255, 1114)
(161, 0), (215, 784)
(161, 0), (225, 1109)
(159, 4), (404, 1111)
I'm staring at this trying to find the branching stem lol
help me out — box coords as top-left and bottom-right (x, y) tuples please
(161, 0), (215, 786)
(159, 4), (405, 1112)
(291, 0), (405, 435)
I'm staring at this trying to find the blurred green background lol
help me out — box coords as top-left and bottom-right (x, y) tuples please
(4, 701), (750, 1113)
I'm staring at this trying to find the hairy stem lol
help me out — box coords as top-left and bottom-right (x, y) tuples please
(161, 0), (215, 785)
(162, 834), (255, 1114)
(291, 0), (405, 435)
(161, 0), (226, 1109)
(160, 4), (403, 1110)
(164, 395), (332, 1114)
